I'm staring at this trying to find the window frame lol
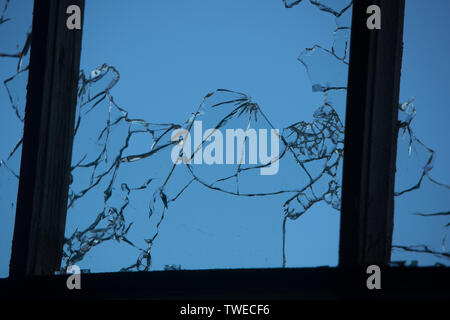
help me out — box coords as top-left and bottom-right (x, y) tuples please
(3, 0), (449, 299)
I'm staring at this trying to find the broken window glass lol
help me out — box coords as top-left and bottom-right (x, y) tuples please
(392, 0), (450, 267)
(63, 0), (353, 273)
(0, 0), (33, 278)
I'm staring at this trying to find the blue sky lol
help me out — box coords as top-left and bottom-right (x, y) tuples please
(0, 0), (449, 277)
(392, 0), (450, 265)
(0, 0), (34, 278)
(66, 0), (343, 272)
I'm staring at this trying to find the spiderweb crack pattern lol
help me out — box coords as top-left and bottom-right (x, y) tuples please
(1, 0), (448, 271)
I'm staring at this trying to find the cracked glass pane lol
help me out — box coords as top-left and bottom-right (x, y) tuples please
(392, 0), (450, 266)
(63, 0), (352, 273)
(0, 0), (33, 278)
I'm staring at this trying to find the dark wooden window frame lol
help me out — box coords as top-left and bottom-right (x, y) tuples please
(1, 0), (449, 299)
